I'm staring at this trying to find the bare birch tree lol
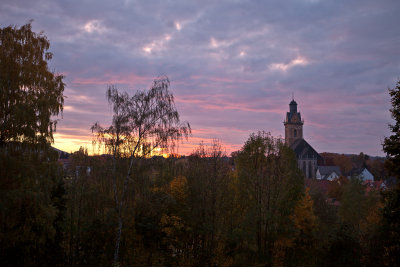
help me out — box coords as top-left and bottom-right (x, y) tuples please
(91, 76), (190, 266)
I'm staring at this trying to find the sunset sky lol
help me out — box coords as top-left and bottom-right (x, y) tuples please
(1, 0), (400, 156)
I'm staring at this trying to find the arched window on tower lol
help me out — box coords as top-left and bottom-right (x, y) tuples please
(303, 161), (307, 177)
(294, 129), (297, 137)
(308, 161), (313, 179)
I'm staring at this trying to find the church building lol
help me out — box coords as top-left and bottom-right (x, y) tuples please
(284, 98), (322, 179)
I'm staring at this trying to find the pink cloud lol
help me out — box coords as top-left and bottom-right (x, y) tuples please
(176, 94), (285, 114)
(190, 75), (257, 84)
(71, 72), (153, 87)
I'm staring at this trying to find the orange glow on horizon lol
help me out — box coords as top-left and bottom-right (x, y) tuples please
(53, 132), (241, 156)
(53, 133), (95, 154)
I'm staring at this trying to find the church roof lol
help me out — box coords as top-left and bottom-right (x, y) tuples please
(290, 138), (322, 160)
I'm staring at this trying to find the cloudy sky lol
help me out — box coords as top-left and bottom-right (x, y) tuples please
(1, 0), (399, 156)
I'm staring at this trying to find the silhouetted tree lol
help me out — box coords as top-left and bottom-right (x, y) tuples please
(234, 131), (304, 265)
(91, 77), (190, 266)
(381, 79), (400, 265)
(0, 22), (66, 267)
(383, 80), (400, 179)
(0, 22), (64, 145)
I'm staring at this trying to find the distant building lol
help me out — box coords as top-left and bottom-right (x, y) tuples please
(348, 167), (374, 181)
(284, 98), (322, 178)
(364, 180), (387, 192)
(316, 166), (342, 181)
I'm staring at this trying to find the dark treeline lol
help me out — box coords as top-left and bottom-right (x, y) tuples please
(1, 22), (400, 266)
(0, 135), (395, 266)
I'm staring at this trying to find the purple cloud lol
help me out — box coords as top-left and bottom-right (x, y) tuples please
(1, 0), (399, 155)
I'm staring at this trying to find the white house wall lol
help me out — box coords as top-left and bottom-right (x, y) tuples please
(361, 168), (374, 181)
(327, 172), (339, 181)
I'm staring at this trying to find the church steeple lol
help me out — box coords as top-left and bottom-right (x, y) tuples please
(289, 99), (297, 113)
(284, 98), (303, 146)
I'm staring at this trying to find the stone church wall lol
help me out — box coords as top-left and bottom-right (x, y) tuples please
(298, 159), (318, 179)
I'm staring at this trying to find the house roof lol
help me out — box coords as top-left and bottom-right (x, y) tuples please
(318, 166), (342, 176)
(290, 138), (322, 160)
(364, 180), (386, 192)
(348, 167), (375, 182)
(349, 167), (372, 177)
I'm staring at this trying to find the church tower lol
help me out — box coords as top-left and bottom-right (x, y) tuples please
(283, 98), (321, 179)
(284, 98), (303, 146)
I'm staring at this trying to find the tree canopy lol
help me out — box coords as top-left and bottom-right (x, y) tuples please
(234, 131), (304, 264)
(92, 77), (190, 158)
(383, 79), (400, 179)
(0, 22), (64, 145)
(381, 79), (400, 265)
(91, 77), (190, 266)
